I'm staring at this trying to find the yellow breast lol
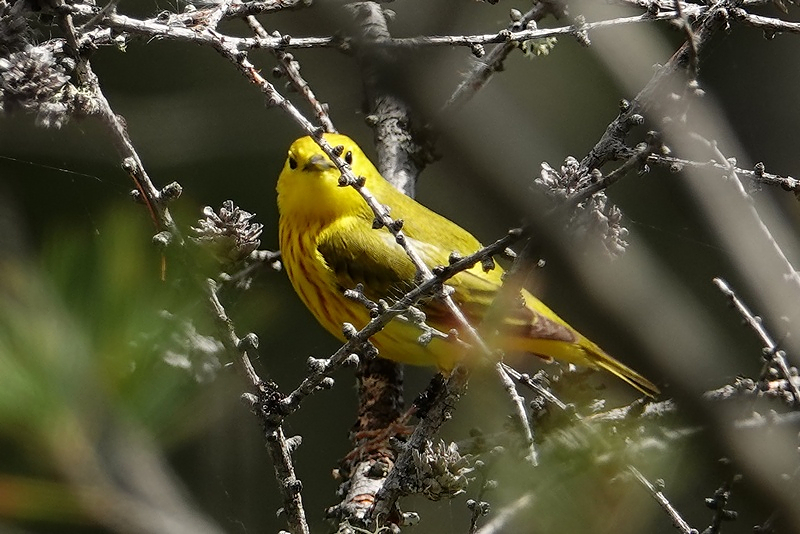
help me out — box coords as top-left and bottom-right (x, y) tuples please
(278, 216), (462, 370)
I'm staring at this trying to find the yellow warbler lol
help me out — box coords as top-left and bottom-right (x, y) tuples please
(277, 133), (659, 397)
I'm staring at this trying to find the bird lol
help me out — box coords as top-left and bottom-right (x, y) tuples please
(276, 133), (659, 397)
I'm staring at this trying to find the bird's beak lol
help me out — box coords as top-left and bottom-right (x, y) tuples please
(304, 154), (336, 171)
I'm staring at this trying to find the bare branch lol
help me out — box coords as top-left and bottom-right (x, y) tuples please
(577, 0), (729, 175)
(206, 279), (311, 534)
(203, 0), (235, 30)
(53, 0), (184, 279)
(367, 367), (471, 523)
(629, 465), (696, 534)
(701, 473), (739, 534)
(729, 7), (800, 36)
(245, 16), (336, 133)
(439, 1), (557, 116)
(713, 278), (800, 406)
(646, 154), (800, 195)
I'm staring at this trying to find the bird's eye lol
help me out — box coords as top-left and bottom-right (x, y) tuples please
(344, 151), (353, 165)
(288, 157), (297, 170)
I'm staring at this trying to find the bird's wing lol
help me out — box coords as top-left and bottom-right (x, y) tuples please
(436, 264), (577, 344)
(316, 217), (419, 302)
(317, 217), (575, 344)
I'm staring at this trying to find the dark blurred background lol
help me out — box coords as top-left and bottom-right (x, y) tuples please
(2, 0), (800, 532)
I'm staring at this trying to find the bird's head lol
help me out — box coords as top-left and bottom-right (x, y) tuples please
(277, 133), (378, 224)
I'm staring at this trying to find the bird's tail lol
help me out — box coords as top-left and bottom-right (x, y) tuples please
(505, 334), (660, 397)
(581, 338), (660, 397)
(495, 288), (660, 397)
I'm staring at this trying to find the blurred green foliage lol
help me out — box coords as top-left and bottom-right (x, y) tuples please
(0, 208), (204, 523)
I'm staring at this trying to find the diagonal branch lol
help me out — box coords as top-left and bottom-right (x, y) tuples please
(629, 465), (695, 534)
(713, 278), (800, 406)
(207, 279), (311, 534)
(245, 15), (336, 133)
(578, 0), (730, 175)
(438, 1), (557, 117)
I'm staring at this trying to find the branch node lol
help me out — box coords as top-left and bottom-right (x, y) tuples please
(388, 218), (404, 232)
(238, 332), (260, 352)
(628, 113), (645, 126)
(241, 392), (259, 409)
(152, 230), (172, 249)
(342, 322), (359, 340)
(343, 353), (360, 367)
(306, 356), (329, 372)
(121, 156), (138, 174)
(317, 377), (335, 390)
(285, 435), (303, 455)
(159, 181), (183, 202)
(401, 511), (420, 526)
(573, 15), (591, 47)
(466, 499), (491, 516)
(287, 478), (303, 494)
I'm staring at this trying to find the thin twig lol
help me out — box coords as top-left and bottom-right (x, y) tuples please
(206, 279), (311, 534)
(245, 15), (336, 133)
(78, 9), (340, 51)
(64, 0), (800, 57)
(439, 1), (556, 116)
(729, 8), (800, 35)
(261, 425), (310, 534)
(219, 249), (282, 288)
(671, 0), (699, 79)
(367, 367), (471, 523)
(55, 0), (184, 280)
(713, 278), (800, 406)
(701, 476), (738, 534)
(646, 154), (800, 195)
(577, 0), (729, 175)
(629, 465), (695, 534)
(698, 136), (800, 287)
(203, 0), (234, 30)
(358, 8), (708, 50)
(564, 139), (655, 209)
(206, 279), (261, 388)
(70, 2), (711, 53)
(500, 363), (573, 413)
